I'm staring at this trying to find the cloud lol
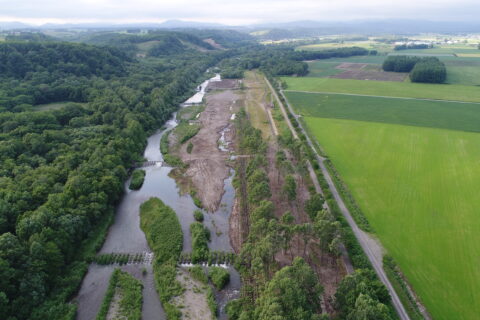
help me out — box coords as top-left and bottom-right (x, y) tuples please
(0, 0), (478, 25)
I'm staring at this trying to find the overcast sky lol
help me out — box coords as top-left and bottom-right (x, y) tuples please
(0, 0), (478, 25)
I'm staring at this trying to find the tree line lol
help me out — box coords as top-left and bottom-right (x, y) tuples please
(220, 46), (372, 78)
(382, 55), (446, 83)
(394, 43), (432, 51)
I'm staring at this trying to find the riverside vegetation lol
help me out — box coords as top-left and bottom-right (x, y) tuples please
(96, 269), (143, 320)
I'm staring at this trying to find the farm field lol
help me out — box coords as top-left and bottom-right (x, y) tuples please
(303, 41), (480, 85)
(443, 59), (480, 85)
(297, 40), (392, 53)
(303, 116), (480, 320)
(285, 91), (480, 133)
(282, 77), (480, 102)
(306, 54), (480, 85)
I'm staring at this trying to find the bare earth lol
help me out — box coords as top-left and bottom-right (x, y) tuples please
(173, 268), (213, 320)
(332, 62), (408, 81)
(332, 69), (408, 81)
(174, 80), (239, 212)
(336, 62), (368, 70)
(106, 288), (122, 320)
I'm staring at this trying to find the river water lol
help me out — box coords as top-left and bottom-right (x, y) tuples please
(75, 94), (240, 319)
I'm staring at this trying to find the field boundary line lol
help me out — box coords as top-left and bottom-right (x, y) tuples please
(272, 79), (412, 320)
(284, 89), (480, 105)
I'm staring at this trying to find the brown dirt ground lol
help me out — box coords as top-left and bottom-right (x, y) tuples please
(173, 269), (213, 320)
(203, 38), (225, 50)
(207, 79), (240, 91)
(172, 81), (239, 212)
(332, 69), (408, 81)
(336, 62), (368, 70)
(331, 62), (409, 81)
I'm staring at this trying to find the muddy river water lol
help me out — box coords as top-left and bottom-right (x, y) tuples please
(75, 91), (240, 319)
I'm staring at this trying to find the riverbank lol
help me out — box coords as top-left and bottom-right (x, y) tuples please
(74, 75), (242, 320)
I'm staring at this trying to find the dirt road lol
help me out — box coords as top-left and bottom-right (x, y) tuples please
(267, 77), (411, 320)
(265, 77), (298, 139)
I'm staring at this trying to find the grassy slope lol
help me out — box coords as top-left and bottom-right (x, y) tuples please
(305, 116), (480, 320)
(285, 91), (480, 133)
(282, 77), (480, 102)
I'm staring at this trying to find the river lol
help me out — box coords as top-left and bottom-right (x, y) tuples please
(75, 82), (240, 319)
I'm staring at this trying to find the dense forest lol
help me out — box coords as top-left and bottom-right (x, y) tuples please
(382, 55), (446, 83)
(409, 57), (447, 83)
(0, 33), (231, 320)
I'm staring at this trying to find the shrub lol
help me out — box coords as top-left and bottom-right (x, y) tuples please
(186, 142), (193, 154)
(140, 198), (184, 317)
(209, 267), (230, 290)
(189, 265), (208, 284)
(206, 287), (217, 316)
(193, 209), (204, 222)
(140, 198), (182, 264)
(129, 169), (146, 190)
(190, 222), (210, 263)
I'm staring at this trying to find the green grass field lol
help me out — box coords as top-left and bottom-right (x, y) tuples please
(304, 116), (480, 320)
(285, 91), (480, 133)
(306, 61), (345, 77)
(282, 77), (480, 102)
(34, 101), (86, 111)
(443, 59), (480, 85)
(297, 41), (392, 54)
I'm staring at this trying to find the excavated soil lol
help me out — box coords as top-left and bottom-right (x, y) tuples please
(174, 83), (239, 212)
(207, 79), (240, 91)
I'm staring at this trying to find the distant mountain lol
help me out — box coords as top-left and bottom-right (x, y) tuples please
(250, 19), (480, 38)
(0, 21), (31, 30)
(2, 19), (480, 35)
(0, 19), (228, 31)
(156, 20), (227, 29)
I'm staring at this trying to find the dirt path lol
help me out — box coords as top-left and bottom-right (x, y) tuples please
(106, 288), (122, 320)
(276, 82), (412, 320)
(265, 76), (299, 139)
(174, 84), (239, 212)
